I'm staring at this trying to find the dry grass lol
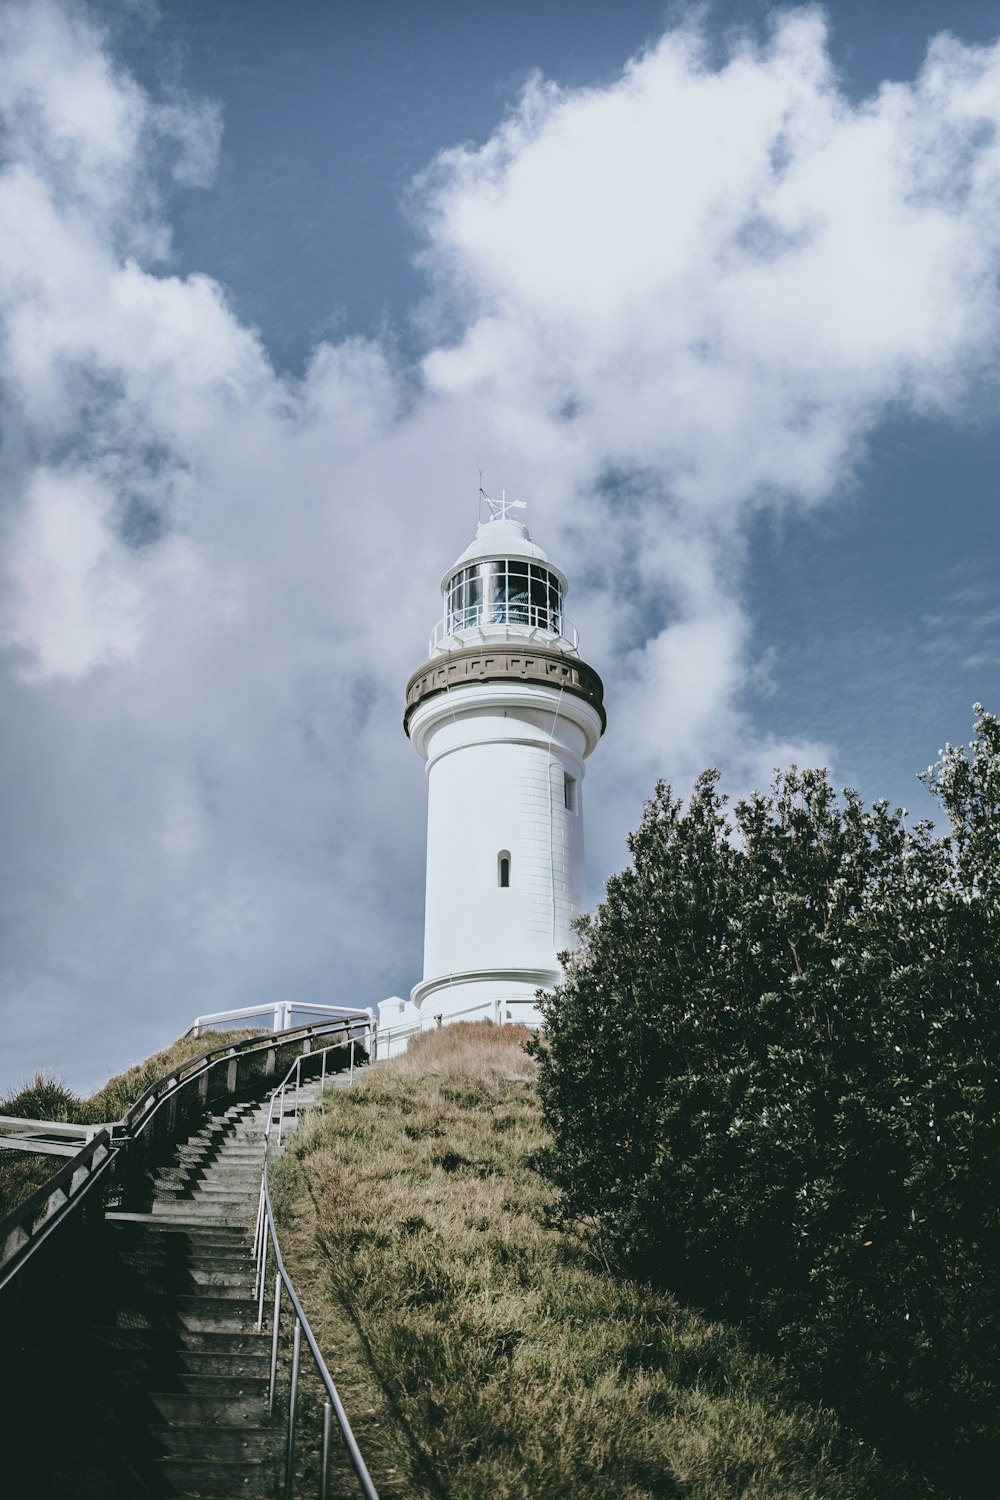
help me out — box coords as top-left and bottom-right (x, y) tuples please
(76, 1028), (259, 1123)
(271, 1021), (925, 1500)
(385, 1019), (537, 1083)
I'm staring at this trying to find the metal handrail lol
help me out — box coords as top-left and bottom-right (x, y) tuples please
(262, 1188), (378, 1500)
(252, 1038), (379, 1499)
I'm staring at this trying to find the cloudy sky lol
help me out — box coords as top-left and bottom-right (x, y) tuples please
(3, 0), (1000, 1094)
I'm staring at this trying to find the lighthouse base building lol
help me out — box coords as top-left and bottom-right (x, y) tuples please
(378, 506), (605, 1053)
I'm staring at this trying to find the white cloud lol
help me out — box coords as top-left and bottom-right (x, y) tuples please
(4, 3), (1000, 1087)
(4, 468), (145, 677)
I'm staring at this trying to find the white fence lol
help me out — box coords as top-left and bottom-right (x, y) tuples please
(188, 1002), (375, 1039)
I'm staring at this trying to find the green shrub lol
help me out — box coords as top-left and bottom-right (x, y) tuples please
(1, 1070), (81, 1123)
(533, 707), (1000, 1495)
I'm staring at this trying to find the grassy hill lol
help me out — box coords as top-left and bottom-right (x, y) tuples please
(271, 1023), (927, 1500)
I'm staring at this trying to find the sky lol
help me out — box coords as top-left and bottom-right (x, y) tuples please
(2, 0), (1000, 1093)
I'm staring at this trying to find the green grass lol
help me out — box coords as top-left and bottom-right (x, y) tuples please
(271, 1022), (929, 1500)
(0, 1029), (259, 1219)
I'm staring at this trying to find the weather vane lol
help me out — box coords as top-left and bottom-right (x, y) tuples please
(480, 483), (526, 523)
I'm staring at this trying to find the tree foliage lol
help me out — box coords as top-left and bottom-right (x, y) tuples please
(533, 707), (1000, 1493)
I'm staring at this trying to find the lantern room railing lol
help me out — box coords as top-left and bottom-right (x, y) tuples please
(429, 605), (579, 655)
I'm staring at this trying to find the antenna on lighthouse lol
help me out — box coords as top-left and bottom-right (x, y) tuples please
(478, 473), (492, 532)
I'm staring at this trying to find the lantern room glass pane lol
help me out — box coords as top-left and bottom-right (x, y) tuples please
(444, 559), (565, 636)
(486, 561), (507, 622)
(529, 569), (549, 627)
(507, 561), (529, 623)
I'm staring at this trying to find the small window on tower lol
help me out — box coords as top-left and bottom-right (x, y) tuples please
(564, 773), (578, 813)
(498, 851), (511, 888)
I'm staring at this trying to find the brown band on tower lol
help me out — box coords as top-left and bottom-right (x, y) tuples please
(404, 644), (606, 737)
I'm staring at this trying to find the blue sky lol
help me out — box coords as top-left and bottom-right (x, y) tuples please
(2, 0), (1000, 1092)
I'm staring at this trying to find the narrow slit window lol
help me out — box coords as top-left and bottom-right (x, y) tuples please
(564, 773), (578, 813)
(498, 851), (511, 888)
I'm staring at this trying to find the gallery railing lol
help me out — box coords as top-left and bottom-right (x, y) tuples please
(429, 605), (579, 653)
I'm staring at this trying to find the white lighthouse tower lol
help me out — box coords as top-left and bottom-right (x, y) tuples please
(380, 498), (605, 1047)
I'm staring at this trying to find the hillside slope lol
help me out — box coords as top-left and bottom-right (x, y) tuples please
(272, 1022), (926, 1500)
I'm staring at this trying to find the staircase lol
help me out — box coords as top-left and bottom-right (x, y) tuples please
(44, 1080), (331, 1497)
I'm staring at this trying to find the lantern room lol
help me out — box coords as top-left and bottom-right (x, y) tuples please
(429, 513), (578, 656)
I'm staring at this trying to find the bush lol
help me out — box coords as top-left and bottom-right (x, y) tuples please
(533, 707), (1000, 1494)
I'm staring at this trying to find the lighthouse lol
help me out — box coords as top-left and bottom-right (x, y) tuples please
(379, 497), (606, 1047)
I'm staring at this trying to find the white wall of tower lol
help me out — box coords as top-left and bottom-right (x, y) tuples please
(412, 688), (594, 1016)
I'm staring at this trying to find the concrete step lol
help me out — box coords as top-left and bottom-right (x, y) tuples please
(146, 1221), (255, 1238)
(153, 1186), (260, 1205)
(90, 1327), (270, 1358)
(149, 1189), (256, 1206)
(175, 1188), (260, 1204)
(150, 1390), (267, 1426)
(173, 1287), (258, 1313)
(177, 1329), (271, 1355)
(150, 1204), (256, 1225)
(154, 1455), (271, 1495)
(148, 1280), (255, 1303)
(177, 1305), (257, 1334)
(150, 1423), (271, 1460)
(113, 1240), (255, 1273)
(80, 1345), (270, 1391)
(175, 1143), (263, 1157)
(189, 1162), (262, 1175)
(159, 1172), (262, 1189)
(186, 1267), (256, 1290)
(146, 1207), (259, 1225)
(157, 1187), (260, 1201)
(178, 1359), (270, 1386)
(169, 1156), (261, 1172)
(108, 1210), (249, 1233)
(113, 1224), (253, 1251)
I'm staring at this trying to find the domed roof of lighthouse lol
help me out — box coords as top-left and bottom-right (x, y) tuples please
(442, 509), (567, 595)
(448, 516), (552, 573)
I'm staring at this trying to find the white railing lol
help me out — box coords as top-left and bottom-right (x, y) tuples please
(428, 609), (579, 655)
(371, 1019), (425, 1059)
(252, 1032), (379, 1500)
(187, 1002), (375, 1038)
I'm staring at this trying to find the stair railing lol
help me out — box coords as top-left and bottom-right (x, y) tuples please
(252, 1046), (380, 1500)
